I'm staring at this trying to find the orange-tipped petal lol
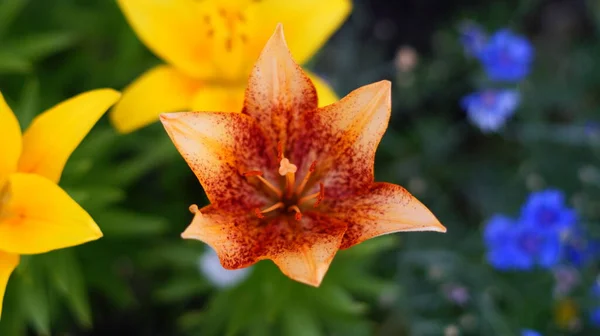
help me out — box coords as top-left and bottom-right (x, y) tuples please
(160, 112), (275, 211)
(322, 182), (446, 249)
(289, 80), (391, 198)
(181, 206), (346, 287)
(0, 91), (21, 186)
(18, 89), (120, 183)
(0, 173), (102, 254)
(110, 65), (200, 133)
(242, 24), (318, 149)
(0, 251), (19, 318)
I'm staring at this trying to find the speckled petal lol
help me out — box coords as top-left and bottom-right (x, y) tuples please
(160, 111), (276, 211)
(322, 182), (445, 249)
(182, 206), (347, 287)
(289, 80), (392, 198)
(242, 24), (318, 150)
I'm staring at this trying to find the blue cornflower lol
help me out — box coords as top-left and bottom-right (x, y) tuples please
(461, 89), (519, 132)
(478, 29), (534, 81)
(520, 189), (577, 234)
(590, 308), (600, 327)
(460, 22), (487, 56)
(484, 215), (561, 270)
(522, 330), (542, 336)
(563, 227), (600, 267)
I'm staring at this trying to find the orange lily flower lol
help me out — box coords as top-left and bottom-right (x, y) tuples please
(110, 0), (351, 134)
(161, 25), (446, 287)
(0, 89), (121, 317)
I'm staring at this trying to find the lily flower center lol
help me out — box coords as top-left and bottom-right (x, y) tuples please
(243, 143), (324, 221)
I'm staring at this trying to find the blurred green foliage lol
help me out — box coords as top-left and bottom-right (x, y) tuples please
(0, 0), (600, 335)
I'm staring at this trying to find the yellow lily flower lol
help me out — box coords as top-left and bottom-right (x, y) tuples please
(110, 0), (351, 133)
(0, 89), (121, 317)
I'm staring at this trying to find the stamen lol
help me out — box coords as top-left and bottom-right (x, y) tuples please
(243, 170), (282, 198)
(295, 160), (317, 196)
(288, 205), (302, 221)
(297, 182), (325, 207)
(189, 204), (199, 214)
(253, 202), (285, 219)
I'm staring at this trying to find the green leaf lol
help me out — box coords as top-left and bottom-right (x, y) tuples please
(0, 0), (29, 38)
(3, 32), (78, 61)
(0, 52), (32, 74)
(155, 277), (209, 303)
(93, 209), (169, 236)
(15, 77), (39, 128)
(280, 305), (323, 336)
(43, 250), (92, 328)
(18, 267), (50, 335)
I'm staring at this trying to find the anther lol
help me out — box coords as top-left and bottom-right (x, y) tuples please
(253, 208), (264, 219)
(314, 182), (325, 207)
(288, 205), (302, 221)
(243, 170), (263, 177)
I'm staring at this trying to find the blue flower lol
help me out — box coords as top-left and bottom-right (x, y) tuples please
(563, 227), (600, 267)
(460, 22), (487, 56)
(461, 89), (519, 132)
(478, 29), (534, 81)
(522, 330), (542, 336)
(590, 308), (600, 327)
(520, 189), (577, 234)
(484, 215), (562, 270)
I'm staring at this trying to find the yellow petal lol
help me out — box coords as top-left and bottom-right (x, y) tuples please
(0, 173), (102, 254)
(18, 89), (120, 183)
(305, 71), (338, 107)
(243, 24), (318, 148)
(190, 84), (245, 113)
(0, 251), (19, 318)
(160, 111), (275, 212)
(0, 91), (22, 186)
(182, 206), (347, 287)
(110, 65), (200, 133)
(117, 0), (222, 79)
(248, 0), (352, 65)
(323, 183), (446, 249)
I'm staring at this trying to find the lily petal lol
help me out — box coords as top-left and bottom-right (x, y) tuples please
(306, 71), (338, 107)
(0, 251), (19, 318)
(160, 112), (275, 211)
(182, 206), (346, 287)
(18, 89), (121, 183)
(243, 24), (318, 148)
(0, 173), (102, 254)
(111, 65), (201, 133)
(291, 80), (391, 198)
(323, 182), (446, 249)
(249, 0), (352, 65)
(190, 84), (246, 113)
(117, 0), (219, 79)
(0, 92), (21, 186)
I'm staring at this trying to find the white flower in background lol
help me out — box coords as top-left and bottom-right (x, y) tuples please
(198, 248), (251, 288)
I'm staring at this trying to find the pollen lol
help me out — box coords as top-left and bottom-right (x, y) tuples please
(278, 158), (297, 176)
